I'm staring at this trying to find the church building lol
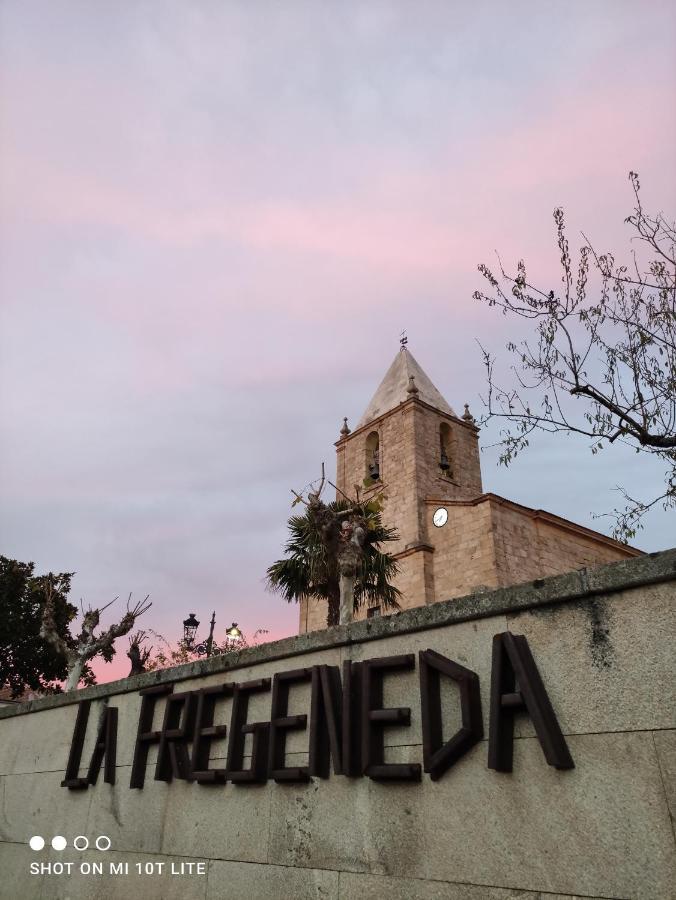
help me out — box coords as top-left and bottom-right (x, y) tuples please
(299, 346), (640, 633)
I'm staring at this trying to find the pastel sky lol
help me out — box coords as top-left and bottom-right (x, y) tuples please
(1, 1), (675, 683)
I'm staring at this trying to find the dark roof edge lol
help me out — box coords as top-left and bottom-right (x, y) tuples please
(1, 547), (674, 720)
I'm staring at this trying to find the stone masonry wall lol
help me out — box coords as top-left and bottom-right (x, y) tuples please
(336, 398), (482, 556)
(336, 403), (419, 557)
(426, 497), (639, 603)
(407, 401), (482, 504)
(533, 515), (637, 577)
(312, 397), (483, 631)
(1, 551), (675, 900)
(300, 492), (637, 634)
(425, 499), (499, 599)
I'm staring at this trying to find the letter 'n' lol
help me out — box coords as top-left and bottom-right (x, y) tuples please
(488, 632), (574, 772)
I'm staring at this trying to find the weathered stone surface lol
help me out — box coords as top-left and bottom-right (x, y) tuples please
(507, 585), (676, 737)
(0, 841), (42, 900)
(422, 731), (675, 899)
(337, 872), (541, 899)
(266, 732), (676, 898)
(0, 553), (674, 900)
(84, 765), (171, 856)
(0, 703), (96, 777)
(161, 776), (271, 863)
(207, 860), (338, 899)
(0, 771), (91, 845)
(267, 747), (455, 877)
(653, 729), (676, 829)
(268, 763), (426, 877)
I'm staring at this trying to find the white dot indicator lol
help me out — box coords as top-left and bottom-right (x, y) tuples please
(29, 836), (45, 851)
(51, 836), (67, 851)
(95, 835), (111, 851)
(73, 836), (89, 851)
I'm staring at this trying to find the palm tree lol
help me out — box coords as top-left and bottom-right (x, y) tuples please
(266, 498), (401, 627)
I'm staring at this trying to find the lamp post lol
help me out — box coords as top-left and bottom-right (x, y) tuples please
(182, 611), (217, 657)
(183, 613), (200, 646)
(225, 622), (242, 640)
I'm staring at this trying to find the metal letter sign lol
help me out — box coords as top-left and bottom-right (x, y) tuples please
(62, 634), (574, 790)
(419, 649), (483, 780)
(488, 632), (574, 772)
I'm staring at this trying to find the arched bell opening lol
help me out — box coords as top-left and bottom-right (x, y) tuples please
(439, 423), (453, 478)
(365, 431), (380, 485)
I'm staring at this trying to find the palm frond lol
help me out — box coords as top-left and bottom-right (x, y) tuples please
(267, 497), (401, 624)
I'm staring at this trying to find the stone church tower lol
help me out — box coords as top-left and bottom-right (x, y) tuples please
(298, 347), (640, 633)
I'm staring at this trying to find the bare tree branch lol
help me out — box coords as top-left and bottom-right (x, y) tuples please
(474, 172), (676, 540)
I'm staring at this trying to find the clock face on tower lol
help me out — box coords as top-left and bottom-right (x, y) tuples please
(433, 507), (448, 527)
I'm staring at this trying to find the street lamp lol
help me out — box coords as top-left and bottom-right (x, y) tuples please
(182, 611), (217, 656)
(225, 622), (242, 640)
(183, 613), (200, 646)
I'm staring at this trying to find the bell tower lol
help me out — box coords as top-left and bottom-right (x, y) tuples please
(297, 342), (637, 635)
(334, 346), (482, 615)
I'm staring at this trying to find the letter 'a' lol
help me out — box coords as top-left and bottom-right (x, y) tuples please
(488, 632), (574, 772)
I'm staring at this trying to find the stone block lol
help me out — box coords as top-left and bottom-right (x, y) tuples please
(337, 872), (540, 899)
(0, 704), (89, 777)
(207, 860), (338, 900)
(84, 765), (171, 855)
(0, 771), (92, 845)
(505, 585), (676, 737)
(0, 840), (43, 900)
(267, 747), (427, 877)
(422, 731), (675, 899)
(653, 729), (676, 825)
(160, 775), (271, 863)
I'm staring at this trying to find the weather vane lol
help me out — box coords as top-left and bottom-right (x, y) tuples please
(400, 330), (408, 351)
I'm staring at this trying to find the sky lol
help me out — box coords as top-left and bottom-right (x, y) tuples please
(1, 1), (675, 682)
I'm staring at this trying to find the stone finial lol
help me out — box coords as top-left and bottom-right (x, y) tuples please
(462, 403), (476, 424)
(406, 375), (419, 396)
(339, 417), (351, 438)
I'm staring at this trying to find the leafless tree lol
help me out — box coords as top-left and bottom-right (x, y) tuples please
(40, 584), (151, 690)
(474, 172), (675, 540)
(127, 630), (152, 676)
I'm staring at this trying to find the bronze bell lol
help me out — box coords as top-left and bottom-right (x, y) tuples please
(369, 451), (380, 481)
(439, 450), (450, 472)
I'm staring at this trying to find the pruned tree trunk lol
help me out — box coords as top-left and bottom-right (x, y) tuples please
(65, 656), (84, 692)
(127, 631), (152, 676)
(288, 464), (386, 628)
(40, 585), (151, 692)
(339, 571), (355, 625)
(337, 521), (366, 626)
(326, 580), (341, 627)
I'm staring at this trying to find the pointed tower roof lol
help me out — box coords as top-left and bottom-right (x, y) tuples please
(357, 348), (455, 428)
